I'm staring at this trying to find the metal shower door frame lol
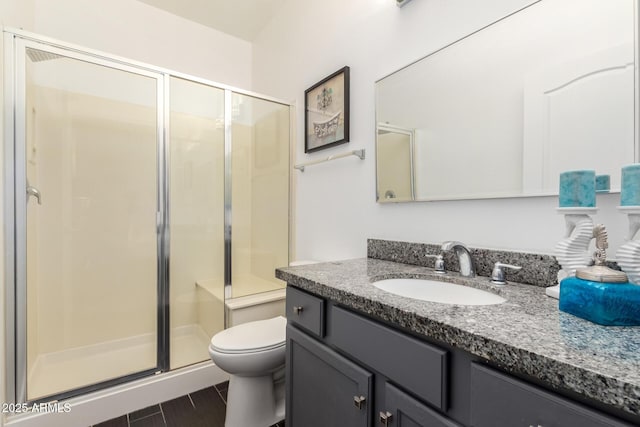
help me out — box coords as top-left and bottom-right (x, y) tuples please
(4, 33), (169, 405)
(4, 27), (294, 408)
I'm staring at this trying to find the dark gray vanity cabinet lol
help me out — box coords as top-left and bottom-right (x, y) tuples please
(286, 286), (459, 427)
(285, 285), (637, 427)
(286, 320), (459, 427)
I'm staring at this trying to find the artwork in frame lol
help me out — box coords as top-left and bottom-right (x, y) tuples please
(304, 66), (350, 153)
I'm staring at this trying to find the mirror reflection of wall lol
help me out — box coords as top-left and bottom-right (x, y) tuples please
(375, 0), (636, 202)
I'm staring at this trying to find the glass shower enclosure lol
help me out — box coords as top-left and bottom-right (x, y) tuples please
(4, 30), (291, 404)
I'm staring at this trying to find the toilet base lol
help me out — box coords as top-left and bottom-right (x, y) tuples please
(225, 373), (285, 427)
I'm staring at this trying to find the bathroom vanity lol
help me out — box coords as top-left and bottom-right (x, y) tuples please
(276, 257), (640, 427)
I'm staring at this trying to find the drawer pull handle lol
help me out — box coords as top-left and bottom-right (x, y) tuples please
(293, 306), (304, 315)
(379, 411), (393, 426)
(353, 395), (366, 409)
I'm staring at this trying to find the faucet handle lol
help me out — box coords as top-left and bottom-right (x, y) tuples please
(425, 254), (446, 273)
(491, 262), (522, 285)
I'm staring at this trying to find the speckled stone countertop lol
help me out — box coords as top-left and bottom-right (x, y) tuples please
(276, 258), (640, 418)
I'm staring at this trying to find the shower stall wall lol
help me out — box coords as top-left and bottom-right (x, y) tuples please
(4, 29), (291, 406)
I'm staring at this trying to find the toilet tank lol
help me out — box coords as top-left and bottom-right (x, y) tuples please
(225, 288), (286, 327)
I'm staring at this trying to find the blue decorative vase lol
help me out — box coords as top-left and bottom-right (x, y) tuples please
(595, 174), (610, 193)
(559, 224), (640, 326)
(621, 164), (640, 206)
(559, 277), (640, 326)
(559, 170), (595, 208)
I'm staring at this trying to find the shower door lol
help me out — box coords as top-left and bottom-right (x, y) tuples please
(13, 38), (165, 402)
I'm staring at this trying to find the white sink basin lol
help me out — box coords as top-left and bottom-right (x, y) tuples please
(373, 278), (506, 305)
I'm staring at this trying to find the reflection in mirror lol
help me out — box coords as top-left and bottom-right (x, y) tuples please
(375, 0), (637, 202)
(377, 124), (415, 202)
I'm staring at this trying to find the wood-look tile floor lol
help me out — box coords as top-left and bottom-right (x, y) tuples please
(92, 381), (285, 427)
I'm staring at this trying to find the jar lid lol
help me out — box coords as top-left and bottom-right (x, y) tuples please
(576, 265), (628, 283)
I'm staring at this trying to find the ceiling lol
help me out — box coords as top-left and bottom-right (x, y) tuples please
(137, 0), (286, 42)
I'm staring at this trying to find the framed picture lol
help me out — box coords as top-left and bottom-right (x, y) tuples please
(304, 66), (350, 153)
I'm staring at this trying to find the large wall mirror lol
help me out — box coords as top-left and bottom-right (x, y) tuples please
(375, 0), (637, 202)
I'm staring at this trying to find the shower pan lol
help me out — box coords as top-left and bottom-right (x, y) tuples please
(4, 30), (291, 406)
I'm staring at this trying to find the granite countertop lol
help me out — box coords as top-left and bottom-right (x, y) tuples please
(276, 258), (640, 418)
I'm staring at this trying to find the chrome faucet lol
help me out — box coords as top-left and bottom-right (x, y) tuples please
(441, 241), (476, 277)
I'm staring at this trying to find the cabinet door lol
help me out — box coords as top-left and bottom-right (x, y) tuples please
(379, 383), (462, 427)
(287, 324), (373, 427)
(470, 363), (634, 427)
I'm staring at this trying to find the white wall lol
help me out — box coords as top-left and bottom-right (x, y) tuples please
(1, 0), (252, 89)
(252, 0), (628, 262)
(0, 0), (35, 31)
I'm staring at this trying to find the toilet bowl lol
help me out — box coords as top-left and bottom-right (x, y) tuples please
(209, 316), (287, 427)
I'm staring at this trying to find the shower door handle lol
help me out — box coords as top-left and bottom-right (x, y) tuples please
(27, 184), (42, 205)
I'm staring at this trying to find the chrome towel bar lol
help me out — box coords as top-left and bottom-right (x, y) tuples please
(294, 149), (365, 172)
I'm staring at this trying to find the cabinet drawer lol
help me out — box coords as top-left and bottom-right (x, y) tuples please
(470, 363), (633, 427)
(331, 306), (448, 411)
(286, 286), (325, 337)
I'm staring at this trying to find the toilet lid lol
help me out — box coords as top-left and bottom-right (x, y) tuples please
(210, 316), (287, 354)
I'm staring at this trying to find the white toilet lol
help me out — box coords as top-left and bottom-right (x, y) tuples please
(209, 315), (287, 427)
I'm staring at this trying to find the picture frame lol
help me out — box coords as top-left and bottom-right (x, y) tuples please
(304, 66), (350, 153)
